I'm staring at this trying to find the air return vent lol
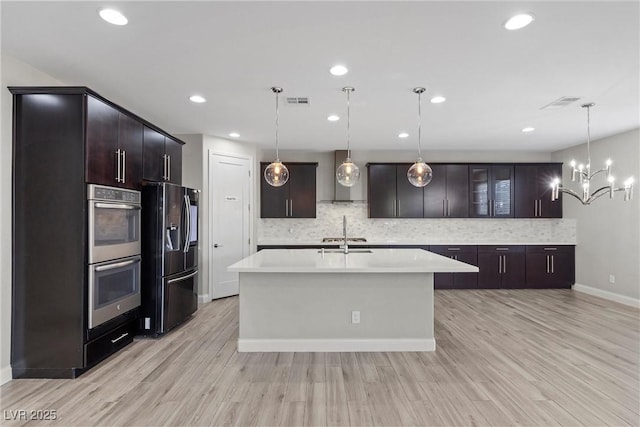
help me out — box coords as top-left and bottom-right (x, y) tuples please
(540, 96), (581, 110)
(286, 97), (310, 105)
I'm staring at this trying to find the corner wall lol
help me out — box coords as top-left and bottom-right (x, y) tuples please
(1, 55), (66, 385)
(552, 129), (640, 303)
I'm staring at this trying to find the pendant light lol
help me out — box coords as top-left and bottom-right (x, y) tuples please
(407, 87), (433, 187)
(336, 87), (360, 187)
(264, 87), (289, 187)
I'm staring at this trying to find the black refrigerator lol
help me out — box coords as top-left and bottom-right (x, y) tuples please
(141, 182), (199, 336)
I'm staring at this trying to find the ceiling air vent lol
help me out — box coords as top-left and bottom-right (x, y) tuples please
(540, 96), (581, 110)
(286, 97), (310, 105)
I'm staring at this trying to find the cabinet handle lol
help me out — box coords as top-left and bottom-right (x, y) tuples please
(544, 248), (557, 251)
(496, 248), (509, 251)
(502, 255), (507, 274)
(443, 200), (446, 217)
(534, 200), (538, 217)
(546, 255), (550, 273)
(498, 255), (502, 274)
(162, 154), (167, 180)
(121, 150), (126, 184)
(551, 255), (554, 273)
(290, 199), (293, 217)
(397, 200), (401, 217)
(167, 155), (171, 181)
(285, 199), (289, 217)
(539, 200), (543, 217)
(392, 200), (396, 217)
(111, 332), (129, 344)
(447, 248), (461, 251)
(115, 149), (121, 182)
(447, 200), (450, 217)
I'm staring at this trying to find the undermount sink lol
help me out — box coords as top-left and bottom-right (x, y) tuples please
(322, 237), (367, 243)
(318, 249), (373, 254)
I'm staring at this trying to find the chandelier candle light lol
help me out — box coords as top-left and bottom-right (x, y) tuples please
(336, 87), (360, 187)
(551, 103), (634, 204)
(264, 87), (289, 187)
(407, 87), (433, 187)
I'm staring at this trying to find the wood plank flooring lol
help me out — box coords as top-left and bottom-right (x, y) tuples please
(1, 289), (639, 426)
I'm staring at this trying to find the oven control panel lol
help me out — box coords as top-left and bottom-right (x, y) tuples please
(88, 184), (141, 204)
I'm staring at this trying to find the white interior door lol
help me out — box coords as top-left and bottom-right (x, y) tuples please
(209, 153), (251, 299)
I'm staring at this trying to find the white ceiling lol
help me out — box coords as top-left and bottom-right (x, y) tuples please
(2, 1), (639, 152)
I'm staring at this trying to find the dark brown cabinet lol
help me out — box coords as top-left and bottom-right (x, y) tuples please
(469, 165), (514, 218)
(424, 164), (469, 218)
(368, 163), (423, 218)
(143, 126), (182, 185)
(525, 245), (575, 288)
(260, 162), (317, 218)
(86, 96), (143, 190)
(477, 245), (526, 288)
(429, 245), (478, 289)
(514, 164), (563, 218)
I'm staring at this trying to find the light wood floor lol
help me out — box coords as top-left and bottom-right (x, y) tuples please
(1, 290), (639, 426)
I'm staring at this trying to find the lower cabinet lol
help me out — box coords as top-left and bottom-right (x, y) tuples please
(525, 245), (575, 288)
(429, 245), (478, 289)
(477, 246), (526, 288)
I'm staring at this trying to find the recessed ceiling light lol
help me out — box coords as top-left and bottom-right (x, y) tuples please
(327, 115), (340, 122)
(329, 65), (348, 76)
(522, 127), (535, 133)
(430, 96), (446, 104)
(99, 9), (128, 26)
(504, 13), (535, 30)
(398, 132), (409, 138)
(229, 132), (240, 138)
(189, 95), (206, 103)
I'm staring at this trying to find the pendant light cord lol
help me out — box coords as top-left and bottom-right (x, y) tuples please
(586, 104), (591, 176)
(275, 89), (280, 161)
(346, 88), (351, 159)
(417, 90), (422, 158)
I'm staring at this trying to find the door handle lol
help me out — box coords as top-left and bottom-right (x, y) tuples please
(121, 150), (126, 184)
(95, 257), (141, 272)
(168, 269), (199, 284)
(183, 195), (190, 253)
(94, 202), (140, 210)
(213, 243), (223, 248)
(111, 332), (129, 344)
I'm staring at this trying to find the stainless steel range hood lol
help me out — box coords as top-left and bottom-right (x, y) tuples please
(333, 150), (354, 203)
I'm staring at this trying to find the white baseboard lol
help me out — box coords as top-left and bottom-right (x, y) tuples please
(238, 338), (436, 352)
(1, 365), (12, 385)
(197, 293), (210, 305)
(573, 283), (640, 308)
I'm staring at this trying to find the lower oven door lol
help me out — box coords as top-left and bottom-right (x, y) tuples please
(89, 256), (142, 329)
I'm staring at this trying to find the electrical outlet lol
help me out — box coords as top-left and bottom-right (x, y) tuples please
(609, 275), (616, 284)
(351, 311), (360, 324)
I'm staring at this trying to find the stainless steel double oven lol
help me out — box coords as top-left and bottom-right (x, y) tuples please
(87, 184), (142, 329)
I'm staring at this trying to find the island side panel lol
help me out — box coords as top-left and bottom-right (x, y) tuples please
(238, 272), (435, 352)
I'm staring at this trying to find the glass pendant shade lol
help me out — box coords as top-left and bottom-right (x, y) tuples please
(407, 158), (433, 187)
(264, 160), (289, 187)
(336, 158), (360, 187)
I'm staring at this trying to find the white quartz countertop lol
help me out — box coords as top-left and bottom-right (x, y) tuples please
(228, 249), (480, 274)
(257, 240), (576, 246)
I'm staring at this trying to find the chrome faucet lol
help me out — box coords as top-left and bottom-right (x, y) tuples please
(342, 215), (349, 254)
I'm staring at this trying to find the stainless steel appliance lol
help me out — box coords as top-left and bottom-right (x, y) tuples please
(141, 182), (199, 335)
(88, 255), (142, 328)
(87, 184), (142, 329)
(88, 184), (141, 264)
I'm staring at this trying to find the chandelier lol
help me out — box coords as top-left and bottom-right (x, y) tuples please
(336, 87), (360, 187)
(551, 103), (633, 204)
(407, 87), (433, 187)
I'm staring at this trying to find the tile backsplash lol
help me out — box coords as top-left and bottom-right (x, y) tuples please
(258, 202), (577, 244)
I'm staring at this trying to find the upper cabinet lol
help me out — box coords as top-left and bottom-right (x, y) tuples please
(85, 96), (143, 190)
(368, 164), (423, 218)
(469, 164), (514, 218)
(514, 164), (563, 218)
(423, 164), (469, 218)
(260, 162), (317, 218)
(142, 126), (182, 185)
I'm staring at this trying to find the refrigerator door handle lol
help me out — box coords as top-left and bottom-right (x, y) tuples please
(183, 195), (190, 253)
(168, 269), (199, 284)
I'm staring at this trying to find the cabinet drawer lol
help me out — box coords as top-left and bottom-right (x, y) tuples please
(429, 245), (477, 254)
(85, 320), (136, 367)
(478, 245), (525, 253)
(526, 245), (574, 254)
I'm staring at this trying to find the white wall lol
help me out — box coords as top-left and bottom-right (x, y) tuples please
(261, 149), (552, 201)
(179, 134), (258, 302)
(1, 55), (66, 385)
(552, 129), (640, 302)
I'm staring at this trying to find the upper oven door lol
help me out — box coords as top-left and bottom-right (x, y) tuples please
(89, 199), (141, 264)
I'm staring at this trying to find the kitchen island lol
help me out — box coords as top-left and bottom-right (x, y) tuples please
(228, 248), (478, 352)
